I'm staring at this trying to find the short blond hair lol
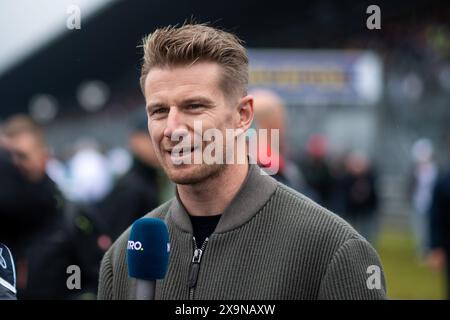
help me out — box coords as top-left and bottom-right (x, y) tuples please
(140, 23), (248, 99)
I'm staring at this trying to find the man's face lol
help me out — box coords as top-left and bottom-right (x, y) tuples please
(144, 61), (241, 185)
(7, 133), (48, 182)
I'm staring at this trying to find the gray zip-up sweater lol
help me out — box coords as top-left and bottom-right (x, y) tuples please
(98, 164), (387, 300)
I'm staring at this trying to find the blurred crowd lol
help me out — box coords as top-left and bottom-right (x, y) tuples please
(1, 85), (450, 299)
(2, 80), (450, 299)
(0, 114), (163, 299)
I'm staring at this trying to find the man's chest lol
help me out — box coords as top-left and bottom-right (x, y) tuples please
(155, 230), (323, 300)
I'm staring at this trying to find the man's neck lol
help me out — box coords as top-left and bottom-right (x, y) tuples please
(177, 163), (249, 217)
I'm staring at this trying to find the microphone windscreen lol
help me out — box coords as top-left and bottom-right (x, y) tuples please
(127, 218), (170, 281)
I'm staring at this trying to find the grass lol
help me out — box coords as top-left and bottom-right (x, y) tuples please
(376, 228), (446, 299)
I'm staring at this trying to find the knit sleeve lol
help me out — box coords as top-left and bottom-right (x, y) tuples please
(97, 247), (114, 300)
(317, 238), (387, 300)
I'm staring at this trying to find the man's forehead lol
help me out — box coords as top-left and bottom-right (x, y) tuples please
(144, 63), (223, 94)
(8, 132), (44, 150)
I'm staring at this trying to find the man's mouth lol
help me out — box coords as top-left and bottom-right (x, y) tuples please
(166, 145), (198, 159)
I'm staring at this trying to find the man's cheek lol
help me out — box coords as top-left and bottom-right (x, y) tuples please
(148, 127), (159, 145)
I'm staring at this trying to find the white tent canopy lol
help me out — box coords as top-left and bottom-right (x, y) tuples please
(0, 0), (117, 76)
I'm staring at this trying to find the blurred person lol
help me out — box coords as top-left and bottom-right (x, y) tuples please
(53, 117), (164, 298)
(251, 89), (305, 191)
(1, 116), (49, 183)
(0, 115), (80, 299)
(0, 140), (59, 249)
(338, 151), (379, 245)
(299, 134), (335, 208)
(409, 138), (438, 260)
(98, 23), (386, 300)
(0, 115), (63, 248)
(428, 138), (450, 299)
(0, 243), (16, 300)
(95, 116), (161, 242)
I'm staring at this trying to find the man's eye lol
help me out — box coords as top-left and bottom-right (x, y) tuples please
(152, 108), (168, 115)
(186, 104), (203, 110)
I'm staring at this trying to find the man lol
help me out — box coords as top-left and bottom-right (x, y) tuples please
(428, 138), (450, 299)
(299, 134), (336, 208)
(251, 89), (305, 191)
(409, 138), (437, 260)
(1, 116), (63, 252)
(339, 151), (379, 245)
(98, 23), (387, 300)
(0, 142), (57, 248)
(0, 115), (80, 299)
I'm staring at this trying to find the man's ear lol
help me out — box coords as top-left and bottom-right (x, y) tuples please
(236, 95), (254, 133)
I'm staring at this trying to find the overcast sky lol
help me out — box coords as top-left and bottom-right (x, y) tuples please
(0, 0), (116, 76)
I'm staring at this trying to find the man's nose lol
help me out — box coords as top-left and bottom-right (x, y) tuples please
(163, 107), (187, 139)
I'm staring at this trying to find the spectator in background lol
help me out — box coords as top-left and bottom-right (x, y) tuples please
(0, 137), (59, 251)
(409, 138), (438, 260)
(49, 117), (163, 297)
(299, 134), (335, 208)
(94, 116), (161, 242)
(0, 115), (90, 299)
(428, 138), (450, 299)
(251, 89), (305, 191)
(338, 150), (379, 245)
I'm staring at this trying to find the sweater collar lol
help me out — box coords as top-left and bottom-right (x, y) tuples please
(169, 163), (278, 234)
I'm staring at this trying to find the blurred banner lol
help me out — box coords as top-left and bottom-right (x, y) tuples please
(248, 49), (383, 106)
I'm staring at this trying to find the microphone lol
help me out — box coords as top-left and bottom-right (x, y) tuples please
(0, 243), (17, 300)
(127, 218), (170, 300)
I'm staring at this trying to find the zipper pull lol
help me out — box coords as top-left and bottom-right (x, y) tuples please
(188, 237), (208, 289)
(188, 250), (201, 289)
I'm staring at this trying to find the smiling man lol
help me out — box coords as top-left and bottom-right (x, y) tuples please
(98, 23), (387, 300)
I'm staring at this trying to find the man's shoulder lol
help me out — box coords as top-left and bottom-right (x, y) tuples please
(271, 182), (363, 243)
(270, 182), (386, 299)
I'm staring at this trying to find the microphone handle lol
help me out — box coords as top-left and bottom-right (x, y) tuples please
(135, 279), (155, 300)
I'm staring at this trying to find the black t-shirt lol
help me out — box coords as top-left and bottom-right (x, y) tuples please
(188, 214), (222, 248)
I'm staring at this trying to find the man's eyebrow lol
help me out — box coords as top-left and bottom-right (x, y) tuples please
(181, 97), (215, 106)
(146, 102), (168, 112)
(146, 97), (215, 112)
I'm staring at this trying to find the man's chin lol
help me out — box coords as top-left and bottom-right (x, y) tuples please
(164, 163), (222, 185)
